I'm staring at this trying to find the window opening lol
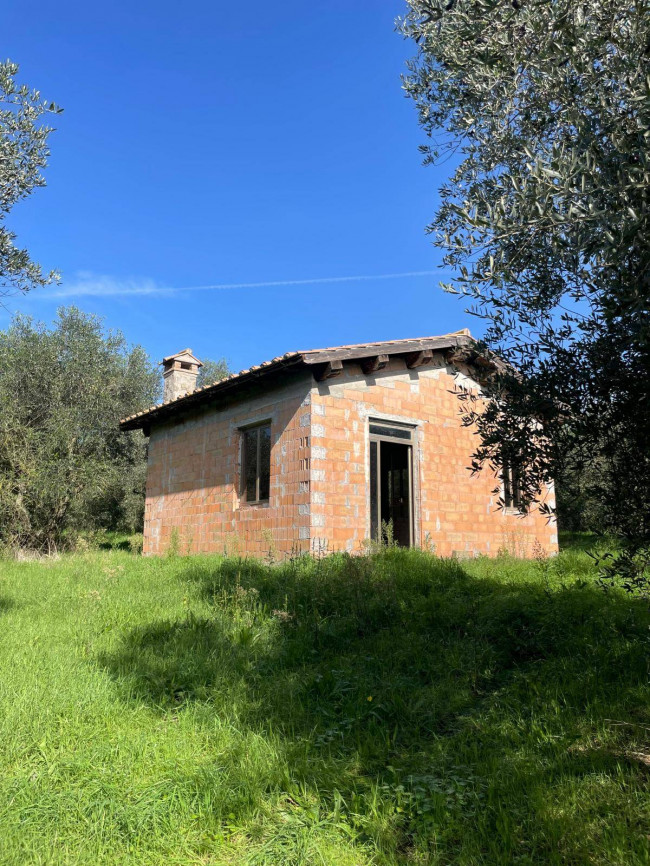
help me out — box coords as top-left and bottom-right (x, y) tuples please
(502, 460), (522, 510)
(369, 420), (414, 546)
(242, 423), (271, 503)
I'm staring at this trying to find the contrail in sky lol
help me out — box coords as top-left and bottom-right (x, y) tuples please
(171, 270), (442, 292)
(50, 269), (447, 299)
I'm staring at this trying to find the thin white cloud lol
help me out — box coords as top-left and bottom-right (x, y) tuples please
(50, 269), (447, 299)
(51, 272), (168, 299)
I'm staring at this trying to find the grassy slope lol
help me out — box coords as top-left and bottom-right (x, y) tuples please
(0, 545), (648, 865)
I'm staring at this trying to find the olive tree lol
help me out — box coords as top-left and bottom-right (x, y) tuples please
(0, 308), (160, 550)
(197, 357), (230, 388)
(399, 1), (650, 571)
(1, 60), (60, 297)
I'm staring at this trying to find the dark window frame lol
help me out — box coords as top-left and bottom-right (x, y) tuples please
(368, 418), (415, 546)
(368, 421), (414, 441)
(502, 460), (523, 512)
(241, 421), (272, 505)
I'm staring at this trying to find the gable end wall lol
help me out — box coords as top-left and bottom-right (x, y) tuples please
(308, 355), (558, 557)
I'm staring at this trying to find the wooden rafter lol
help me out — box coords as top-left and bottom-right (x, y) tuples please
(361, 354), (389, 375)
(314, 359), (344, 382)
(405, 349), (434, 369)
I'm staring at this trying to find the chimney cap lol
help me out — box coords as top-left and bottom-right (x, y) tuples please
(160, 348), (202, 367)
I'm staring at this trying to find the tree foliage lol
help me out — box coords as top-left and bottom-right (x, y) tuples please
(399, 1), (650, 554)
(0, 308), (160, 550)
(197, 357), (230, 389)
(0, 60), (61, 297)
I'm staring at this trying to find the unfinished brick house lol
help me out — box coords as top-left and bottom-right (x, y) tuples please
(121, 334), (558, 558)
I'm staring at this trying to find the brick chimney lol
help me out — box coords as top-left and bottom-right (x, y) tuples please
(161, 349), (202, 403)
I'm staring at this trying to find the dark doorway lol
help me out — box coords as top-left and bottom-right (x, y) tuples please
(369, 421), (414, 547)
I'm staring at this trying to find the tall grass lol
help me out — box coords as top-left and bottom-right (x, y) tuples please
(0, 545), (647, 864)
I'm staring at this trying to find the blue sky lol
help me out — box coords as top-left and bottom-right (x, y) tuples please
(4, 0), (473, 373)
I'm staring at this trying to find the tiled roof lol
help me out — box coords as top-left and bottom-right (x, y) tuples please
(120, 331), (475, 431)
(297, 330), (471, 355)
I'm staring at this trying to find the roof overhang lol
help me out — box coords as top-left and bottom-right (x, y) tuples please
(120, 333), (496, 433)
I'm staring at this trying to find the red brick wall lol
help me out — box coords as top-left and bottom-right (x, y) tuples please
(309, 355), (558, 557)
(143, 374), (312, 557)
(142, 356), (558, 558)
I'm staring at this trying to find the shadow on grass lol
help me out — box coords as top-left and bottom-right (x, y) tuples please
(98, 550), (650, 862)
(97, 539), (132, 551)
(558, 530), (618, 553)
(0, 596), (14, 614)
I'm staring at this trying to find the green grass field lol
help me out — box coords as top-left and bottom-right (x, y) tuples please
(0, 542), (648, 865)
